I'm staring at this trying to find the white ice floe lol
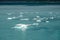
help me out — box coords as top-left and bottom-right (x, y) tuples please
(33, 16), (42, 22)
(7, 17), (12, 20)
(50, 17), (54, 19)
(33, 18), (37, 20)
(46, 21), (49, 23)
(33, 16), (41, 20)
(32, 23), (39, 25)
(19, 15), (23, 17)
(36, 16), (40, 18)
(7, 17), (16, 20)
(36, 20), (41, 22)
(20, 18), (29, 21)
(12, 17), (16, 19)
(12, 24), (31, 31)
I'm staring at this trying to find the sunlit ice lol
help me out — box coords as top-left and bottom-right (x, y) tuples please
(12, 24), (31, 31)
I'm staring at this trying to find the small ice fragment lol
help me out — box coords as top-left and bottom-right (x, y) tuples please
(7, 17), (12, 20)
(12, 17), (16, 19)
(36, 16), (40, 18)
(50, 17), (54, 19)
(33, 18), (37, 20)
(46, 21), (49, 23)
(12, 24), (31, 31)
(36, 20), (41, 22)
(20, 18), (29, 21)
(19, 15), (23, 17)
(45, 18), (49, 20)
(32, 23), (39, 25)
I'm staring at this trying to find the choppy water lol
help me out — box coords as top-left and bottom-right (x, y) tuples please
(0, 5), (60, 40)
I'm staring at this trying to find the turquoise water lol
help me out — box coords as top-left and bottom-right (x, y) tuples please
(0, 5), (60, 40)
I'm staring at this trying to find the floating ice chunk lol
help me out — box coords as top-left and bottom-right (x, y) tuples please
(46, 21), (49, 23)
(46, 18), (49, 20)
(12, 24), (31, 31)
(32, 23), (39, 25)
(50, 17), (54, 19)
(41, 17), (46, 21)
(20, 18), (29, 21)
(12, 17), (16, 19)
(33, 18), (37, 20)
(36, 16), (40, 18)
(44, 18), (49, 21)
(7, 17), (16, 20)
(33, 16), (41, 20)
(7, 17), (12, 20)
(33, 17), (42, 22)
(36, 20), (41, 22)
(19, 15), (23, 17)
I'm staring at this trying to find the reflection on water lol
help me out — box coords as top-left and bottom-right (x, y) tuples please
(0, 5), (60, 40)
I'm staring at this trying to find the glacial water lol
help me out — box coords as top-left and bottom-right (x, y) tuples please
(0, 5), (60, 40)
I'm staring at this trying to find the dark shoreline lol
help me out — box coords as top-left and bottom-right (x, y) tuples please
(0, 2), (60, 5)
